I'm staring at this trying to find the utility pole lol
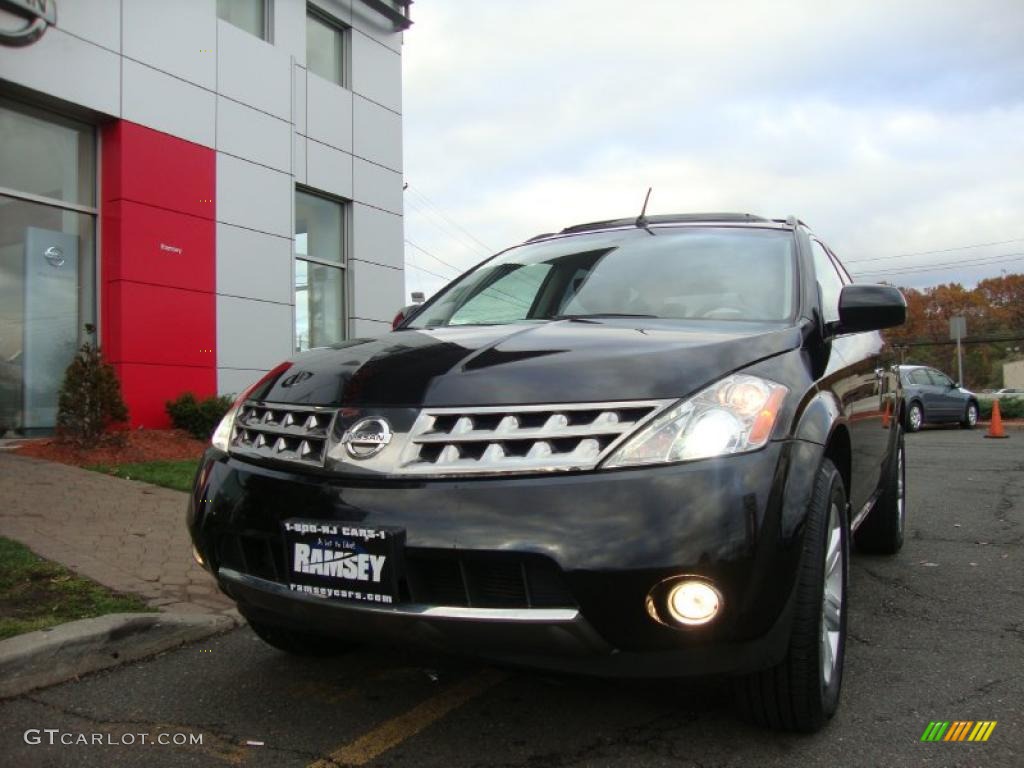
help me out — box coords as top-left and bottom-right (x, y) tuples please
(950, 316), (966, 386)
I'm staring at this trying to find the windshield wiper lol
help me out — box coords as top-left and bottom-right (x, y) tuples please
(547, 313), (659, 322)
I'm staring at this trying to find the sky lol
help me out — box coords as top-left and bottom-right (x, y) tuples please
(399, 0), (1024, 300)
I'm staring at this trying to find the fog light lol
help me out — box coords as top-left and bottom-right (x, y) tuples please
(666, 580), (721, 626)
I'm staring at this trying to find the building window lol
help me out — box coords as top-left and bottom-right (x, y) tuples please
(217, 0), (269, 40)
(0, 100), (97, 434)
(294, 190), (346, 352)
(306, 6), (348, 86)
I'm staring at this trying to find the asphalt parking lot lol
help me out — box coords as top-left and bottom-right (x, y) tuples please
(1, 428), (1021, 767)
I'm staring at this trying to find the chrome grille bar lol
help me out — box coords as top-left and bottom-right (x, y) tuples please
(397, 400), (672, 475)
(230, 402), (337, 467)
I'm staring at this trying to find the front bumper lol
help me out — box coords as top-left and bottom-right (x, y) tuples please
(189, 439), (824, 676)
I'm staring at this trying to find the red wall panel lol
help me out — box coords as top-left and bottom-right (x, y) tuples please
(101, 121), (216, 427)
(101, 200), (214, 291)
(115, 364), (217, 430)
(101, 122), (215, 220)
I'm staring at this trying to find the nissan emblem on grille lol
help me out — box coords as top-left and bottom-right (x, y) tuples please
(342, 418), (393, 459)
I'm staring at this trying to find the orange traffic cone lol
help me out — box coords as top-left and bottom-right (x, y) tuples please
(881, 400), (891, 429)
(985, 400), (1009, 439)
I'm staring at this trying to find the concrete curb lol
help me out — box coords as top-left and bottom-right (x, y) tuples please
(0, 612), (240, 699)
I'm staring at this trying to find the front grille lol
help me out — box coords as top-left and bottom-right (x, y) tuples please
(398, 401), (671, 475)
(230, 402), (336, 467)
(214, 533), (575, 609)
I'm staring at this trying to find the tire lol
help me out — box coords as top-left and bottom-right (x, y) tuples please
(734, 459), (849, 732)
(906, 401), (923, 432)
(855, 428), (906, 554)
(245, 615), (357, 657)
(960, 401), (978, 429)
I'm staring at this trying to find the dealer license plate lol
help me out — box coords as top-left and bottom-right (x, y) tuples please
(282, 519), (404, 605)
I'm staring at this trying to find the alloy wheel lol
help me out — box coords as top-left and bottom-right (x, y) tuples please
(909, 405), (923, 431)
(821, 501), (844, 688)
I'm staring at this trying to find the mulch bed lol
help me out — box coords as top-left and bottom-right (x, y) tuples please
(14, 429), (206, 467)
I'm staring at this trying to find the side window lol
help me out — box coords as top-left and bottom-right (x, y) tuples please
(928, 369), (953, 387)
(909, 369), (931, 386)
(448, 263), (551, 326)
(811, 240), (844, 324)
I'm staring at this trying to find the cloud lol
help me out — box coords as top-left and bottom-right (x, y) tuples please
(400, 0), (1024, 295)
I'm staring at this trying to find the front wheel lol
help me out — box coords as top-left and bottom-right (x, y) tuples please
(734, 459), (849, 732)
(960, 401), (978, 429)
(906, 402), (924, 432)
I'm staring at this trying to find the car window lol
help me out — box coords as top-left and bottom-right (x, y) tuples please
(409, 227), (796, 328)
(811, 240), (844, 324)
(927, 370), (953, 387)
(448, 262), (552, 326)
(907, 369), (931, 386)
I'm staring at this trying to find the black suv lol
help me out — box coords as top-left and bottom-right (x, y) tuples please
(188, 213), (907, 732)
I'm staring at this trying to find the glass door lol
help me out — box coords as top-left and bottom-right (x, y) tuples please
(0, 100), (96, 435)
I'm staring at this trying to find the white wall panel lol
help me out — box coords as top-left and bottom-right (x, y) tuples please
(0, 29), (119, 116)
(350, 318), (391, 339)
(353, 96), (402, 172)
(306, 73), (353, 153)
(306, 140), (353, 200)
(123, 0), (216, 90)
(217, 223), (293, 305)
(349, 260), (404, 323)
(353, 158), (402, 215)
(217, 153), (292, 237)
(352, 203), (402, 270)
(273, 0), (307, 62)
(123, 60), (215, 147)
(351, 32), (402, 113)
(294, 134), (308, 184)
(350, 3), (402, 53)
(217, 20), (291, 121)
(293, 64), (308, 133)
(57, 0), (121, 51)
(217, 295), (293, 369)
(218, 368), (268, 397)
(217, 97), (291, 172)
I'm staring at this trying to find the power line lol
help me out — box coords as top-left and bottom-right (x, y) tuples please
(404, 195), (491, 263)
(852, 251), (1024, 277)
(845, 236), (1024, 264)
(404, 239), (463, 277)
(405, 184), (494, 254)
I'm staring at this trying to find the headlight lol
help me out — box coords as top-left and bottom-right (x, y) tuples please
(210, 398), (243, 452)
(210, 362), (293, 452)
(602, 374), (788, 468)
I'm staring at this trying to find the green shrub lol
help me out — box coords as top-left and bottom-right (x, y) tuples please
(56, 342), (129, 447)
(978, 397), (1024, 420)
(165, 392), (235, 440)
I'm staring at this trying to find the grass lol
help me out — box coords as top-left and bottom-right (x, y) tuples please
(0, 537), (153, 641)
(86, 460), (199, 493)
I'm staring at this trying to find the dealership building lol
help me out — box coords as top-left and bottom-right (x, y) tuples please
(0, 0), (410, 433)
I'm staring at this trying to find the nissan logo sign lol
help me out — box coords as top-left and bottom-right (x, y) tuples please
(43, 245), (65, 267)
(341, 418), (393, 460)
(0, 0), (57, 47)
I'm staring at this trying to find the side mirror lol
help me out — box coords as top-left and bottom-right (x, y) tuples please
(836, 284), (906, 334)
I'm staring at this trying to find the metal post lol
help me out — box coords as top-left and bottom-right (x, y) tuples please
(957, 336), (963, 387)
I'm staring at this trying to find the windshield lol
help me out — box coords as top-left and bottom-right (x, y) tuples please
(407, 227), (796, 328)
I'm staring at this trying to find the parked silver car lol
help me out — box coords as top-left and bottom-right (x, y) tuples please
(897, 365), (979, 432)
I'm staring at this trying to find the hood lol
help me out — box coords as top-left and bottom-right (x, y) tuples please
(253, 319), (803, 407)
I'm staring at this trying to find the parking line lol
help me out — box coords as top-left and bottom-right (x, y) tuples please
(308, 668), (507, 767)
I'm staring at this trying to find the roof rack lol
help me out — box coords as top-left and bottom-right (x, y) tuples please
(558, 212), (771, 235)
